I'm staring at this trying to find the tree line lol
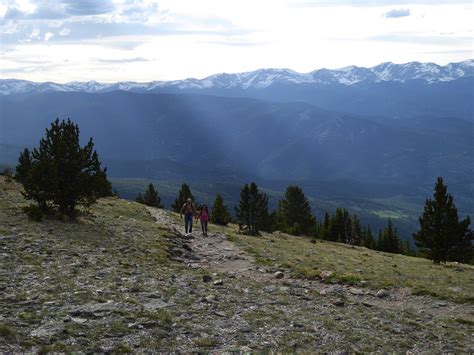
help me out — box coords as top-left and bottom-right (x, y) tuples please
(14, 119), (473, 264)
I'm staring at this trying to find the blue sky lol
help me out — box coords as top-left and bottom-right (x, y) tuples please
(0, 0), (472, 82)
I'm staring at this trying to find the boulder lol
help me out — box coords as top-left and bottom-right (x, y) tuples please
(274, 271), (284, 279)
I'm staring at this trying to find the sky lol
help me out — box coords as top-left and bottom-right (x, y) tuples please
(0, 0), (472, 83)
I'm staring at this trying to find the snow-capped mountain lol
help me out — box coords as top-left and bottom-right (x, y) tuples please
(1, 60), (472, 95)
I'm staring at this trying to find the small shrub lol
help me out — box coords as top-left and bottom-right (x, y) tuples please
(337, 274), (362, 285)
(193, 337), (216, 348)
(22, 204), (44, 221)
(0, 324), (17, 342)
(111, 343), (133, 353)
(455, 318), (474, 326)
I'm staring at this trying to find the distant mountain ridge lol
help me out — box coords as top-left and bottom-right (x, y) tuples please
(1, 59), (473, 95)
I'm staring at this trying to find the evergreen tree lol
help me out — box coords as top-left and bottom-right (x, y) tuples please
(172, 183), (194, 212)
(277, 185), (316, 236)
(343, 209), (353, 244)
(352, 215), (362, 245)
(414, 177), (473, 263)
(362, 225), (374, 249)
(211, 193), (231, 225)
(377, 219), (401, 254)
(16, 118), (111, 218)
(318, 212), (331, 239)
(139, 183), (163, 208)
(15, 148), (32, 185)
(235, 182), (269, 235)
(327, 208), (353, 243)
(135, 192), (144, 204)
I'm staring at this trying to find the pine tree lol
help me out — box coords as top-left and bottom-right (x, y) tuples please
(376, 219), (402, 254)
(362, 225), (374, 249)
(172, 183), (194, 212)
(16, 118), (111, 218)
(211, 193), (231, 225)
(140, 183), (163, 208)
(277, 185), (316, 236)
(414, 177), (473, 263)
(318, 212), (331, 239)
(235, 182), (269, 235)
(135, 192), (144, 204)
(15, 148), (32, 185)
(352, 215), (362, 245)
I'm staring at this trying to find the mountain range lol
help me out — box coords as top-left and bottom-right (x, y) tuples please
(1, 60), (472, 95)
(0, 59), (472, 237)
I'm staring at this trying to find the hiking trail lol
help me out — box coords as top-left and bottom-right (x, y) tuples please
(147, 207), (473, 323)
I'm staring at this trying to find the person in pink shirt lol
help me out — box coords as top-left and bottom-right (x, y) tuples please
(196, 204), (210, 236)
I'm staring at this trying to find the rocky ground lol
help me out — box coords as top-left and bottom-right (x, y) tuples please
(0, 176), (473, 352)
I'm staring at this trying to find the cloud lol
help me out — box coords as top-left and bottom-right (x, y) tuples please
(44, 31), (54, 41)
(94, 57), (151, 63)
(59, 27), (71, 36)
(384, 8), (411, 18)
(291, 0), (471, 6)
(1, 0), (116, 21)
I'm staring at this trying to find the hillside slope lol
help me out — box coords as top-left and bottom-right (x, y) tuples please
(0, 176), (473, 352)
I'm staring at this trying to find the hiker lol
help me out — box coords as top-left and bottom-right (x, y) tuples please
(180, 198), (196, 234)
(196, 204), (210, 236)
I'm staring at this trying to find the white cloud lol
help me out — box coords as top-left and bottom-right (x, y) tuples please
(44, 31), (53, 41)
(0, 0), (472, 82)
(58, 27), (70, 36)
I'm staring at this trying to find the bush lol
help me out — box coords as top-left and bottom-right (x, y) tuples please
(22, 204), (45, 222)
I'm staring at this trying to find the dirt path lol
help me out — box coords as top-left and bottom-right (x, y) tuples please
(147, 207), (474, 323)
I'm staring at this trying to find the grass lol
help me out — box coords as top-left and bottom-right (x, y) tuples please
(1, 176), (473, 352)
(193, 337), (217, 348)
(216, 223), (474, 303)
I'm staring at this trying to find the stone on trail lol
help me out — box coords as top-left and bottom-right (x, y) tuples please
(376, 289), (389, 298)
(213, 279), (223, 286)
(144, 299), (169, 311)
(202, 275), (213, 283)
(319, 270), (334, 280)
(333, 299), (345, 307)
(274, 271), (284, 279)
(205, 295), (217, 303)
(349, 287), (364, 295)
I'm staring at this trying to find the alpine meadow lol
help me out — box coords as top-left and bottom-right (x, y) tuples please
(0, 0), (473, 352)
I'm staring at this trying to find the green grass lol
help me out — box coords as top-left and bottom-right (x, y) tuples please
(217, 223), (474, 303)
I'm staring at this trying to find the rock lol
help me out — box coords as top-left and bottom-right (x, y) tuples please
(213, 279), (223, 286)
(144, 299), (169, 311)
(274, 271), (284, 279)
(333, 299), (345, 307)
(202, 275), (213, 283)
(205, 295), (216, 303)
(349, 287), (364, 295)
(376, 289), (389, 298)
(30, 322), (64, 338)
(214, 311), (226, 317)
(448, 287), (462, 293)
(453, 268), (464, 272)
(69, 301), (116, 318)
(319, 270), (334, 280)
(264, 286), (276, 293)
(70, 317), (88, 324)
